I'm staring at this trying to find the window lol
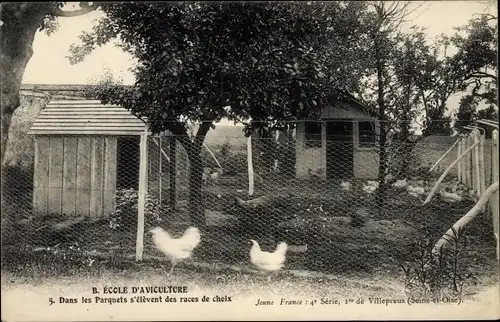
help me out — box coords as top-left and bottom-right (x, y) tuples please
(358, 121), (376, 148)
(304, 121), (322, 148)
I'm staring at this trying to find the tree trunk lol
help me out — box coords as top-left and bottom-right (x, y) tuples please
(175, 121), (212, 229)
(374, 37), (388, 211)
(0, 3), (53, 165)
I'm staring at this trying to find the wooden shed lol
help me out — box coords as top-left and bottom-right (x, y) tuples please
(28, 100), (147, 217)
(295, 95), (380, 180)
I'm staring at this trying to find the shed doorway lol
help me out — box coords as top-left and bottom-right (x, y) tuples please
(326, 120), (353, 179)
(117, 136), (140, 190)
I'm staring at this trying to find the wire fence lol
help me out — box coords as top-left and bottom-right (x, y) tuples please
(1, 121), (498, 298)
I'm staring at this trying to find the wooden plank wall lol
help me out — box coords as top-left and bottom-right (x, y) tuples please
(90, 137), (104, 217)
(62, 137), (78, 216)
(32, 135), (118, 217)
(33, 137), (49, 214)
(103, 137), (117, 216)
(76, 137), (91, 216)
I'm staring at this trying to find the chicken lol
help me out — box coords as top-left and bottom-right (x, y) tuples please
(456, 186), (478, 200)
(440, 187), (463, 203)
(149, 226), (201, 275)
(362, 180), (379, 194)
(340, 180), (352, 191)
(210, 168), (224, 184)
(393, 178), (409, 189)
(407, 184), (425, 198)
(249, 239), (288, 281)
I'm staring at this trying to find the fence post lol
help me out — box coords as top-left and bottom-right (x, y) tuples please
(136, 127), (149, 261)
(457, 137), (462, 182)
(473, 130), (481, 195)
(424, 140), (480, 204)
(491, 130), (499, 260)
(158, 136), (162, 205)
(169, 135), (177, 208)
(429, 138), (460, 173)
(479, 132), (486, 197)
(466, 134), (473, 186)
(460, 137), (466, 183)
(247, 135), (254, 196)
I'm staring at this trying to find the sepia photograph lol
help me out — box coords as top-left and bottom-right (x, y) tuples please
(1, 1), (499, 320)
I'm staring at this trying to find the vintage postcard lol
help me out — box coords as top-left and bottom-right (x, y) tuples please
(1, 1), (499, 321)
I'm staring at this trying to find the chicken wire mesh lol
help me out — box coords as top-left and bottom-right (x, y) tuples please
(1, 120), (498, 295)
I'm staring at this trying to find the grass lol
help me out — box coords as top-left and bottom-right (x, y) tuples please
(2, 245), (496, 299)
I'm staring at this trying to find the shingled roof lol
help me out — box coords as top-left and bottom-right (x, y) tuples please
(27, 100), (147, 136)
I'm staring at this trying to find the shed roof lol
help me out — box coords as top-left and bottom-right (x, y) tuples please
(28, 100), (147, 136)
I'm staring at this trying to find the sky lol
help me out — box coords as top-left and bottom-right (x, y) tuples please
(21, 1), (497, 118)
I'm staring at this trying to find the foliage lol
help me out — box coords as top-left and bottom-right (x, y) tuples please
(450, 13), (498, 136)
(110, 188), (164, 231)
(355, 2), (418, 208)
(400, 227), (478, 300)
(85, 64), (124, 98)
(67, 1), (373, 226)
(68, 1), (370, 135)
(0, 2), (100, 164)
(450, 13), (498, 108)
(454, 96), (498, 138)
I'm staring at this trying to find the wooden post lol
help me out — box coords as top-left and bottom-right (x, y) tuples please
(457, 137), (462, 182)
(473, 130), (481, 195)
(169, 135), (177, 208)
(136, 127), (148, 261)
(274, 131), (280, 172)
(479, 132), (486, 196)
(247, 135), (254, 196)
(158, 136), (162, 205)
(433, 181), (499, 254)
(460, 138), (466, 183)
(424, 140), (480, 205)
(429, 138), (460, 173)
(465, 134), (471, 186)
(491, 130), (499, 259)
(203, 143), (223, 170)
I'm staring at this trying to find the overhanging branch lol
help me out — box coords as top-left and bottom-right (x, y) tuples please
(52, 3), (100, 17)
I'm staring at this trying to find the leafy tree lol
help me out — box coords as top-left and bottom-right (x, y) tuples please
(0, 2), (100, 165)
(450, 13), (498, 108)
(356, 1), (419, 207)
(388, 29), (433, 175)
(413, 35), (457, 136)
(454, 95), (479, 133)
(451, 12), (498, 137)
(69, 1), (369, 227)
(454, 94), (498, 138)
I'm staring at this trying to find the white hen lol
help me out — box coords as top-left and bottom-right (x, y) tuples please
(363, 181), (379, 194)
(340, 180), (352, 191)
(440, 187), (463, 203)
(150, 226), (201, 275)
(393, 179), (409, 189)
(407, 184), (425, 198)
(249, 239), (288, 281)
